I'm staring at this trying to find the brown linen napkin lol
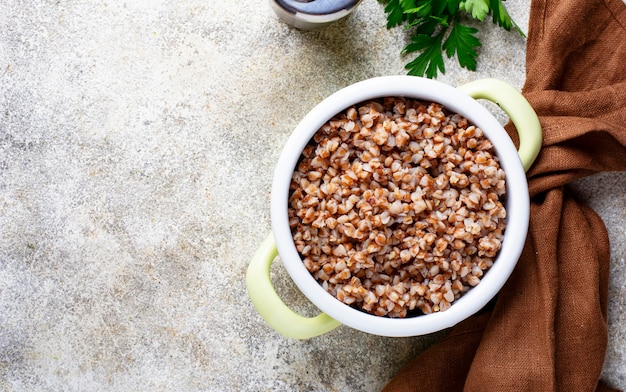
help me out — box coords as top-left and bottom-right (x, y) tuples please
(383, 0), (626, 391)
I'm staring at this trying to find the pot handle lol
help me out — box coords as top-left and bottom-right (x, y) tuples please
(457, 79), (542, 172)
(246, 232), (341, 339)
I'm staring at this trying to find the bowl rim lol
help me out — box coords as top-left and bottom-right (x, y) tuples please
(270, 75), (529, 337)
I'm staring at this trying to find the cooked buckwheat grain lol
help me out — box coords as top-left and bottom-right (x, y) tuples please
(288, 97), (506, 318)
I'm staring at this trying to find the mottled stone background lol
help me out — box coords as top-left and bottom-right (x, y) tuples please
(1, 0), (624, 390)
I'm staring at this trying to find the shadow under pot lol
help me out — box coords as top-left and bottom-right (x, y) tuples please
(247, 76), (542, 339)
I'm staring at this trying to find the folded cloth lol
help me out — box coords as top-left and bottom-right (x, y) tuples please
(382, 0), (626, 390)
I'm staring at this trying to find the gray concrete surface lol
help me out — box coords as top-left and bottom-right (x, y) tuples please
(0, 0), (624, 390)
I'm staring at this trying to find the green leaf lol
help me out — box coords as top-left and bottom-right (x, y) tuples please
(447, 0), (462, 14)
(407, 16), (440, 34)
(403, 32), (436, 53)
(382, 0), (406, 28)
(459, 0), (490, 21)
(490, 0), (525, 36)
(400, 0), (417, 10)
(443, 22), (481, 71)
(403, 31), (446, 78)
(404, 2), (432, 19)
(431, 0), (448, 17)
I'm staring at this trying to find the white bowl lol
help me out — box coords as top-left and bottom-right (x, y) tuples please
(248, 75), (542, 338)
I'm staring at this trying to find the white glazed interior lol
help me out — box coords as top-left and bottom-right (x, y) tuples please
(271, 76), (529, 337)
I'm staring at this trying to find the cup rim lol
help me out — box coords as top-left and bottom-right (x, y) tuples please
(271, 75), (529, 337)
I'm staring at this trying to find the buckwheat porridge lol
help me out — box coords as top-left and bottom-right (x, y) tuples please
(288, 97), (506, 318)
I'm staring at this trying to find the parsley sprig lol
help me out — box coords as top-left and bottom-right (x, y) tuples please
(380, 0), (525, 78)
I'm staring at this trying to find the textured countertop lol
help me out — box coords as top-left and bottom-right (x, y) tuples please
(1, 0), (624, 390)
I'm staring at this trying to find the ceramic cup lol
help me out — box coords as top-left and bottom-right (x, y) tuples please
(247, 76), (542, 339)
